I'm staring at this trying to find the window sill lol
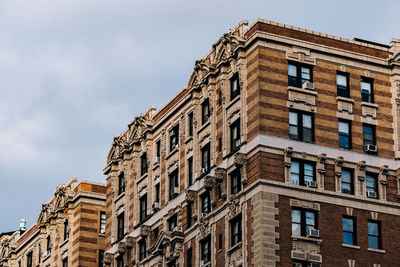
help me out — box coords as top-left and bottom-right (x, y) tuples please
(342, 243), (360, 250)
(114, 192), (125, 203)
(291, 235), (322, 243)
(287, 86), (317, 96)
(136, 173), (148, 184)
(226, 95), (241, 110)
(336, 96), (355, 103)
(60, 238), (69, 248)
(166, 147), (179, 160)
(185, 136), (193, 144)
(361, 101), (379, 108)
(98, 233), (105, 237)
(227, 241), (242, 255)
(368, 248), (385, 254)
(197, 120), (211, 135)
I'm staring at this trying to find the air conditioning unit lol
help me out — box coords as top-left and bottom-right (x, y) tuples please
(153, 157), (160, 165)
(364, 144), (377, 153)
(367, 191), (377, 198)
(200, 213), (208, 218)
(152, 202), (160, 211)
(201, 167), (206, 174)
(43, 251), (49, 258)
(173, 187), (179, 195)
(305, 181), (317, 188)
(302, 82), (315, 90)
(235, 139), (241, 147)
(174, 144), (179, 149)
(309, 263), (321, 267)
(306, 228), (320, 238)
(171, 226), (177, 232)
(200, 260), (205, 267)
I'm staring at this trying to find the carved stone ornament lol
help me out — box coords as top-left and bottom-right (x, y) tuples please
(198, 216), (210, 240)
(380, 165), (388, 175)
(118, 242), (127, 254)
(335, 156), (344, 167)
(126, 236), (135, 248)
(317, 153), (326, 164)
(103, 252), (114, 264)
(234, 153), (246, 166)
(358, 161), (366, 171)
(214, 167), (227, 182)
(185, 190), (197, 202)
(204, 175), (217, 188)
(140, 225), (151, 237)
(227, 195), (240, 219)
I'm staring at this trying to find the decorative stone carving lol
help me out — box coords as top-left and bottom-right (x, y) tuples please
(126, 236), (135, 248)
(118, 242), (127, 254)
(198, 216), (211, 240)
(227, 195), (241, 219)
(357, 161), (366, 171)
(185, 190), (197, 202)
(234, 153), (247, 184)
(204, 175), (217, 188)
(103, 252), (114, 264)
(287, 86), (317, 113)
(214, 167), (227, 199)
(140, 225), (151, 237)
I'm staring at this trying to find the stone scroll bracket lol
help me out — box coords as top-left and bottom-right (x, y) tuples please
(234, 153), (247, 185)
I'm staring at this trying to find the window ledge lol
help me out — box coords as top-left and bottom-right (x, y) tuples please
(336, 96), (355, 103)
(136, 173), (148, 184)
(166, 147), (179, 160)
(342, 243), (360, 249)
(226, 95), (241, 110)
(368, 248), (385, 254)
(185, 136), (193, 144)
(60, 239), (69, 248)
(287, 86), (318, 96)
(98, 233), (105, 237)
(114, 192), (125, 203)
(361, 101), (379, 108)
(197, 120), (211, 135)
(227, 241), (242, 255)
(291, 235), (322, 243)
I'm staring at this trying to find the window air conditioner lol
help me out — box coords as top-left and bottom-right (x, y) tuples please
(235, 139), (241, 147)
(173, 187), (179, 195)
(364, 144), (377, 153)
(306, 228), (320, 238)
(302, 82), (315, 90)
(367, 191), (377, 198)
(305, 181), (317, 188)
(153, 157), (160, 165)
(200, 260), (205, 267)
(201, 167), (206, 174)
(152, 202), (160, 211)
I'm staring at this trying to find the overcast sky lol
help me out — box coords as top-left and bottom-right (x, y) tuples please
(0, 0), (399, 232)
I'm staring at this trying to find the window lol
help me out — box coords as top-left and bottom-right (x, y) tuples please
(155, 183), (160, 203)
(156, 140), (161, 158)
(368, 221), (381, 249)
(218, 137), (222, 153)
(116, 256), (124, 267)
(290, 160), (315, 186)
(169, 169), (179, 200)
(187, 202), (193, 228)
(168, 260), (177, 267)
(38, 244), (41, 263)
(188, 157), (193, 186)
(361, 77), (373, 103)
(343, 217), (356, 245)
(230, 169), (241, 195)
(98, 250), (104, 267)
(366, 173), (378, 199)
(337, 72), (349, 98)
(63, 220), (69, 240)
(46, 235), (51, 253)
(140, 194), (147, 223)
(200, 236), (211, 264)
(292, 209), (317, 237)
(341, 169), (354, 194)
(201, 191), (211, 214)
(201, 99), (210, 125)
(118, 172), (125, 195)
(117, 212), (124, 240)
(62, 257), (68, 267)
(230, 215), (242, 246)
(218, 233), (223, 250)
(201, 143), (210, 174)
(230, 119), (241, 152)
(339, 120), (351, 149)
(230, 73), (240, 100)
(99, 212), (106, 234)
(169, 124), (179, 151)
(168, 214), (177, 231)
(288, 63), (312, 87)
(27, 251), (32, 267)
(218, 90), (222, 106)
(289, 110), (314, 142)
(187, 247), (192, 267)
(141, 153), (148, 176)
(188, 112), (194, 137)
(363, 124), (376, 147)
(139, 239), (147, 261)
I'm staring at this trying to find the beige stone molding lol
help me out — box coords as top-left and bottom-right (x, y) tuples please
(287, 86), (317, 113)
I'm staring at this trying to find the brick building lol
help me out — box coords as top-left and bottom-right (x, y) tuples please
(103, 19), (400, 266)
(0, 179), (107, 267)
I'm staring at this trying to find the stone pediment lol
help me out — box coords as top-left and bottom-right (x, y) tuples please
(149, 230), (184, 257)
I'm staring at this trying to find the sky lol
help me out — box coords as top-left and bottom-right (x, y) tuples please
(0, 0), (399, 232)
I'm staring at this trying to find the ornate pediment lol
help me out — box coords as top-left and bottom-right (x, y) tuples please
(149, 230), (184, 259)
(37, 203), (55, 225)
(53, 185), (73, 211)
